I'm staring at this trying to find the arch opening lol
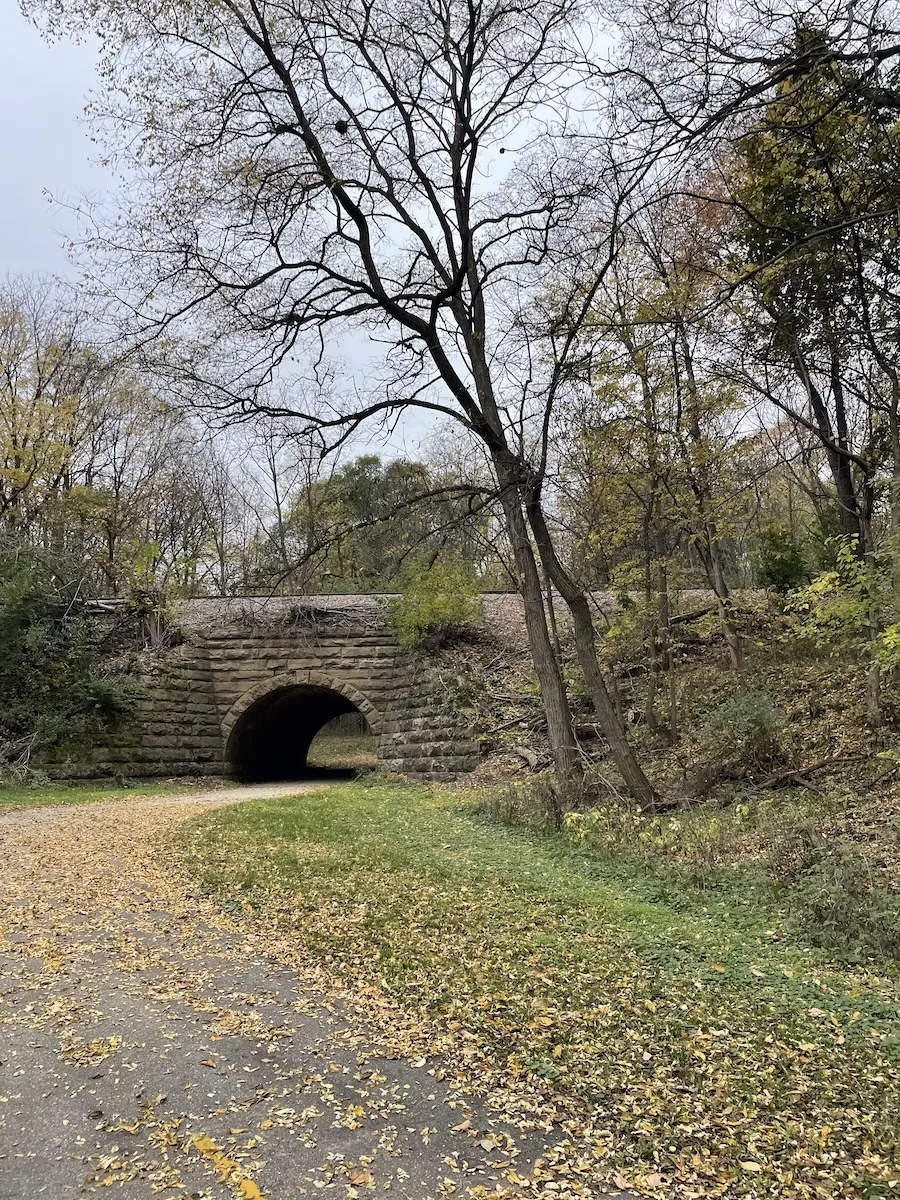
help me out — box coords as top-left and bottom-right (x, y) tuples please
(226, 684), (375, 782)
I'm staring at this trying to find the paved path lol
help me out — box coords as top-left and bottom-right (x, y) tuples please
(0, 786), (621, 1200)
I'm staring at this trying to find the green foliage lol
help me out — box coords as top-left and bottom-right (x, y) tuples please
(256, 454), (495, 594)
(729, 28), (900, 318)
(0, 547), (139, 779)
(754, 522), (807, 592)
(598, 589), (647, 662)
(785, 537), (871, 646)
(772, 827), (900, 957)
(384, 557), (482, 650)
(700, 691), (781, 766)
(878, 622), (900, 670)
(783, 535), (900, 668)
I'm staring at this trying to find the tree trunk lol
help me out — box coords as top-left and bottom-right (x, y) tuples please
(654, 538), (678, 741)
(888, 388), (900, 594)
(494, 480), (581, 820)
(673, 318), (744, 670)
(860, 513), (883, 730)
(790, 340), (862, 543)
(642, 517), (659, 733)
(700, 534), (744, 671)
(524, 498), (662, 809)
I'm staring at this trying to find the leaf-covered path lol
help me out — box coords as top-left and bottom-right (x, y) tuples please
(0, 787), (619, 1200)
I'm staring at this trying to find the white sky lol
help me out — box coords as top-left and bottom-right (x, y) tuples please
(0, 7), (442, 458)
(1, 8), (110, 276)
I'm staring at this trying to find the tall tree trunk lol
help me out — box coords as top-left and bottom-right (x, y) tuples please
(888, 386), (900, 594)
(524, 498), (662, 809)
(643, 562), (660, 735)
(494, 477), (581, 819)
(459, 307), (582, 812)
(698, 534), (744, 671)
(790, 341), (862, 542)
(860, 509), (883, 730)
(641, 509), (659, 733)
(674, 319), (744, 669)
(654, 531), (678, 741)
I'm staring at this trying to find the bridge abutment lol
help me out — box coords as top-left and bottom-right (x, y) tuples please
(47, 602), (479, 782)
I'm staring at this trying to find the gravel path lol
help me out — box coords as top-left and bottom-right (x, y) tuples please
(0, 786), (622, 1199)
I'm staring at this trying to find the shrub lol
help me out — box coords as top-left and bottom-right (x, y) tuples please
(0, 546), (140, 779)
(700, 691), (781, 767)
(754, 522), (807, 592)
(385, 558), (482, 650)
(478, 778), (562, 831)
(773, 828), (900, 956)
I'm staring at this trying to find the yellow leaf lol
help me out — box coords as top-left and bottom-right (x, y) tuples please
(238, 1179), (264, 1200)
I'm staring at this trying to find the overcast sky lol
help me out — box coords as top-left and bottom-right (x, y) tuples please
(0, 9), (439, 456)
(2, 8), (108, 277)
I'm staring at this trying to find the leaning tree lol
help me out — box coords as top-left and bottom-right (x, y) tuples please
(26, 0), (669, 805)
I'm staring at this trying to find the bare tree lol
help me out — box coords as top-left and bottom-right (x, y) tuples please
(28, 0), (663, 804)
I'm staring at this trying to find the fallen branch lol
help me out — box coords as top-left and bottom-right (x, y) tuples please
(757, 755), (868, 790)
(484, 715), (535, 735)
(670, 604), (717, 626)
(511, 745), (550, 771)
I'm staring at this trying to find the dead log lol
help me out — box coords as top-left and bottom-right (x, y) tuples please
(511, 745), (549, 771)
(756, 755), (868, 790)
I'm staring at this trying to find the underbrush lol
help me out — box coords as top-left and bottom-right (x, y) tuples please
(772, 827), (900, 957)
(480, 778), (900, 958)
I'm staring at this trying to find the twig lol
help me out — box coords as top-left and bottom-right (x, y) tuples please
(485, 715), (533, 735)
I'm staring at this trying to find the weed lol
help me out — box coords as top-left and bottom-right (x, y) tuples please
(776, 829), (900, 956)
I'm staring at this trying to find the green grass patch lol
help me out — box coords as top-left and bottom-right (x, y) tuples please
(0, 780), (194, 815)
(306, 733), (377, 771)
(178, 779), (900, 1197)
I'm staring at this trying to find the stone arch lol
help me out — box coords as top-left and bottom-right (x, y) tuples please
(221, 670), (384, 742)
(222, 671), (384, 782)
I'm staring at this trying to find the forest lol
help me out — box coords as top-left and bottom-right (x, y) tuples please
(4, 14), (900, 809)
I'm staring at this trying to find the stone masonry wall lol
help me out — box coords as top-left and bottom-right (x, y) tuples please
(50, 606), (479, 781)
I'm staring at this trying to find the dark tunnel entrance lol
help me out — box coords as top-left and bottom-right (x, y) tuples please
(226, 684), (374, 782)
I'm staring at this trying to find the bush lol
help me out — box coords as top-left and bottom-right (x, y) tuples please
(0, 547), (139, 778)
(772, 828), (900, 956)
(700, 691), (781, 767)
(755, 522), (807, 592)
(478, 778), (562, 831)
(385, 558), (483, 650)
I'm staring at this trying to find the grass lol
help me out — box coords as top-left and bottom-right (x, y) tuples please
(0, 779), (198, 816)
(178, 778), (900, 1198)
(306, 733), (377, 771)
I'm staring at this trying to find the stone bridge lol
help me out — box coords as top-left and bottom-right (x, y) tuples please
(60, 596), (489, 783)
